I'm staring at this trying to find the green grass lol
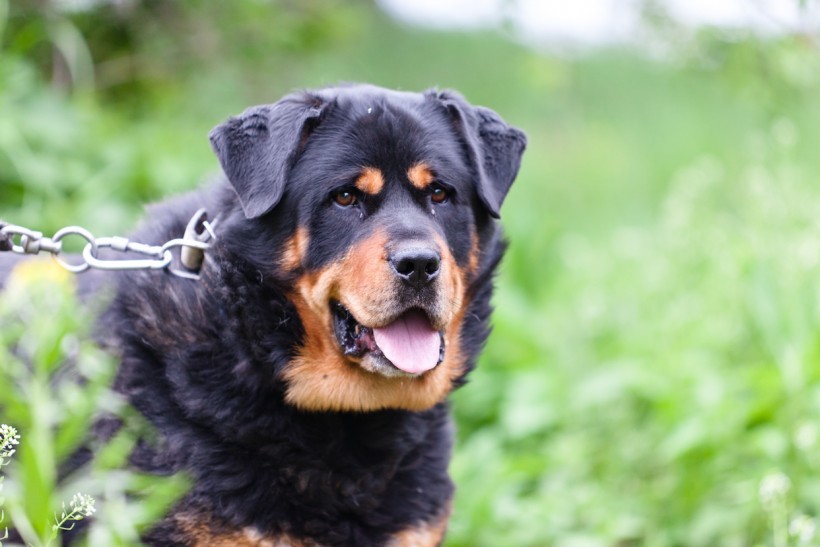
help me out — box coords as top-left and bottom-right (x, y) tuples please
(3, 2), (820, 545)
(451, 126), (820, 545)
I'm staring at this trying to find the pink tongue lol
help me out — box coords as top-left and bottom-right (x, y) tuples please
(373, 310), (441, 374)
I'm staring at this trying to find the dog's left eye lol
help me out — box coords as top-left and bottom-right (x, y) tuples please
(430, 184), (450, 204)
(333, 190), (358, 207)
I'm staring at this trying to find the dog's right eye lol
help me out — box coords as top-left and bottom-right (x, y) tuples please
(332, 190), (358, 207)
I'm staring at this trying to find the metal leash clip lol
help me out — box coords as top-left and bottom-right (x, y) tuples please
(167, 208), (218, 280)
(82, 236), (172, 272)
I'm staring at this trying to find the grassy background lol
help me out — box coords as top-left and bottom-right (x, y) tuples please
(2, 1), (820, 545)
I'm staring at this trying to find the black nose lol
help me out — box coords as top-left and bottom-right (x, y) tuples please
(390, 247), (441, 289)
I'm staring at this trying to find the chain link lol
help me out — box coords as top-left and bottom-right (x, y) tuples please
(0, 209), (217, 281)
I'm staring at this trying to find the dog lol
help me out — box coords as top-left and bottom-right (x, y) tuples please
(94, 84), (526, 546)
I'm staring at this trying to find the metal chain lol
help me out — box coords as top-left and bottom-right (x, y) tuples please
(0, 209), (217, 281)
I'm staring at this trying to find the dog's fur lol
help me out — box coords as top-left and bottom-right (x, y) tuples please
(91, 85), (525, 546)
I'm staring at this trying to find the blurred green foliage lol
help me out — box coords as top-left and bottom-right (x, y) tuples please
(0, 263), (188, 546)
(2, 0), (820, 545)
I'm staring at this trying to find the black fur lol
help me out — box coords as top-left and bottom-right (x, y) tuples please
(100, 84), (525, 546)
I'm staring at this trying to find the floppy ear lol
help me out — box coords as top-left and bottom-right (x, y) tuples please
(209, 95), (327, 219)
(434, 91), (527, 218)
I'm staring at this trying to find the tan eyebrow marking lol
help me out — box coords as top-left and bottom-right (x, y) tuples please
(354, 167), (385, 195)
(407, 163), (435, 190)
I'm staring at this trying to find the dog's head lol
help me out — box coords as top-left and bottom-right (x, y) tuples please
(210, 85), (526, 412)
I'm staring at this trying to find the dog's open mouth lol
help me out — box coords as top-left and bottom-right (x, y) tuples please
(332, 302), (445, 375)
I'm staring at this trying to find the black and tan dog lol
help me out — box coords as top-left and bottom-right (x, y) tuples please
(100, 84), (525, 546)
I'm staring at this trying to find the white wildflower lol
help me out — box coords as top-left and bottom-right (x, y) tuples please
(0, 425), (20, 462)
(790, 514), (817, 545)
(52, 492), (96, 538)
(69, 493), (96, 519)
(759, 472), (791, 510)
